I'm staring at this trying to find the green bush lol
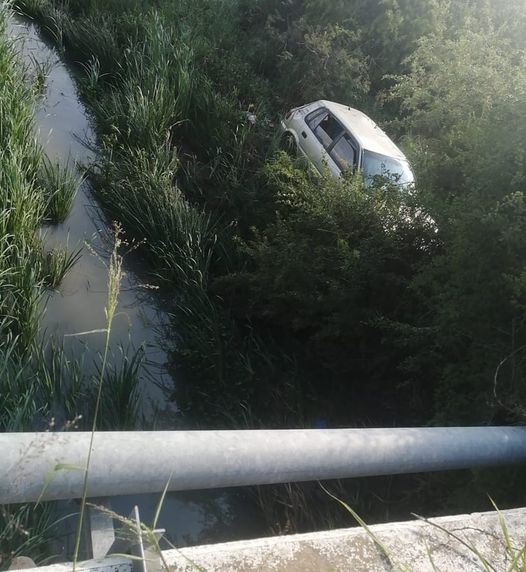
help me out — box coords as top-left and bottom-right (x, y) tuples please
(216, 153), (436, 422)
(390, 8), (526, 423)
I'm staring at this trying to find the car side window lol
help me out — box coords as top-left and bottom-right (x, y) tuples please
(306, 109), (344, 149)
(315, 114), (343, 149)
(330, 134), (357, 171)
(306, 108), (327, 131)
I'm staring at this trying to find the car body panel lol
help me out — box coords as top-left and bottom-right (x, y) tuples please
(281, 100), (414, 185)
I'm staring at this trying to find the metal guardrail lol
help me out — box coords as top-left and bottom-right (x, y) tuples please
(2, 427), (526, 504)
(2, 428), (526, 571)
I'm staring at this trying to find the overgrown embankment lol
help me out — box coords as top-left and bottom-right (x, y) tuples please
(11, 0), (526, 533)
(12, 0), (436, 428)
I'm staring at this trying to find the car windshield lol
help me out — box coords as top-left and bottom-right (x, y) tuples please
(362, 150), (414, 187)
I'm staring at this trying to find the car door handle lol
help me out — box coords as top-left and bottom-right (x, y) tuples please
(301, 131), (307, 138)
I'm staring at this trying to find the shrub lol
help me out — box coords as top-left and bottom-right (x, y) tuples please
(217, 153), (436, 423)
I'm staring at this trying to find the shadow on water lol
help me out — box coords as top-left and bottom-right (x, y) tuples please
(7, 12), (266, 551)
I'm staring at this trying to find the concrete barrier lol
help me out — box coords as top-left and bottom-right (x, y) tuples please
(19, 507), (526, 571)
(165, 507), (526, 571)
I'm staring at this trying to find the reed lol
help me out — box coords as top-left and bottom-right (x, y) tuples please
(93, 344), (144, 430)
(30, 54), (52, 95)
(72, 224), (124, 569)
(41, 246), (81, 289)
(40, 157), (82, 224)
(0, 5), (47, 348)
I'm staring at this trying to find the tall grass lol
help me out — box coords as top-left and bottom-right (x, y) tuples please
(40, 157), (82, 223)
(30, 53), (52, 95)
(13, 0), (67, 47)
(40, 246), (81, 289)
(0, 503), (59, 569)
(95, 145), (216, 284)
(0, 5), (47, 347)
(94, 344), (144, 430)
(13, 0), (309, 440)
(0, 5), (145, 565)
(73, 225), (129, 572)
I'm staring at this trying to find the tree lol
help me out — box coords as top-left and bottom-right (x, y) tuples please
(391, 7), (526, 422)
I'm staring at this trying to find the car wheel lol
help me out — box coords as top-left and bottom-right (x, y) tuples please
(280, 132), (297, 155)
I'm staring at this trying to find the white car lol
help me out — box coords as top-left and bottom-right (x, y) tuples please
(280, 100), (414, 187)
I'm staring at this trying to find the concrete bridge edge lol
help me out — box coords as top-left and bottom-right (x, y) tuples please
(13, 507), (526, 571)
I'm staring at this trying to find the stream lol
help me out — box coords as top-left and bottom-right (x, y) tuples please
(7, 14), (173, 422)
(7, 12), (264, 553)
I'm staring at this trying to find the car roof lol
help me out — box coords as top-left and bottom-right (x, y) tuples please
(316, 100), (407, 161)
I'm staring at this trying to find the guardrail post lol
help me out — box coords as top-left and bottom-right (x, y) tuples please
(89, 499), (115, 560)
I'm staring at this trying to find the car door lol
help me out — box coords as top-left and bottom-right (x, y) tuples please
(328, 133), (359, 175)
(303, 109), (348, 175)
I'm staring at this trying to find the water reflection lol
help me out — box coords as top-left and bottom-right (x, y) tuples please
(112, 489), (264, 547)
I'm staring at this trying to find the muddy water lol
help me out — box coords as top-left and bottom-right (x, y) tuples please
(7, 13), (263, 549)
